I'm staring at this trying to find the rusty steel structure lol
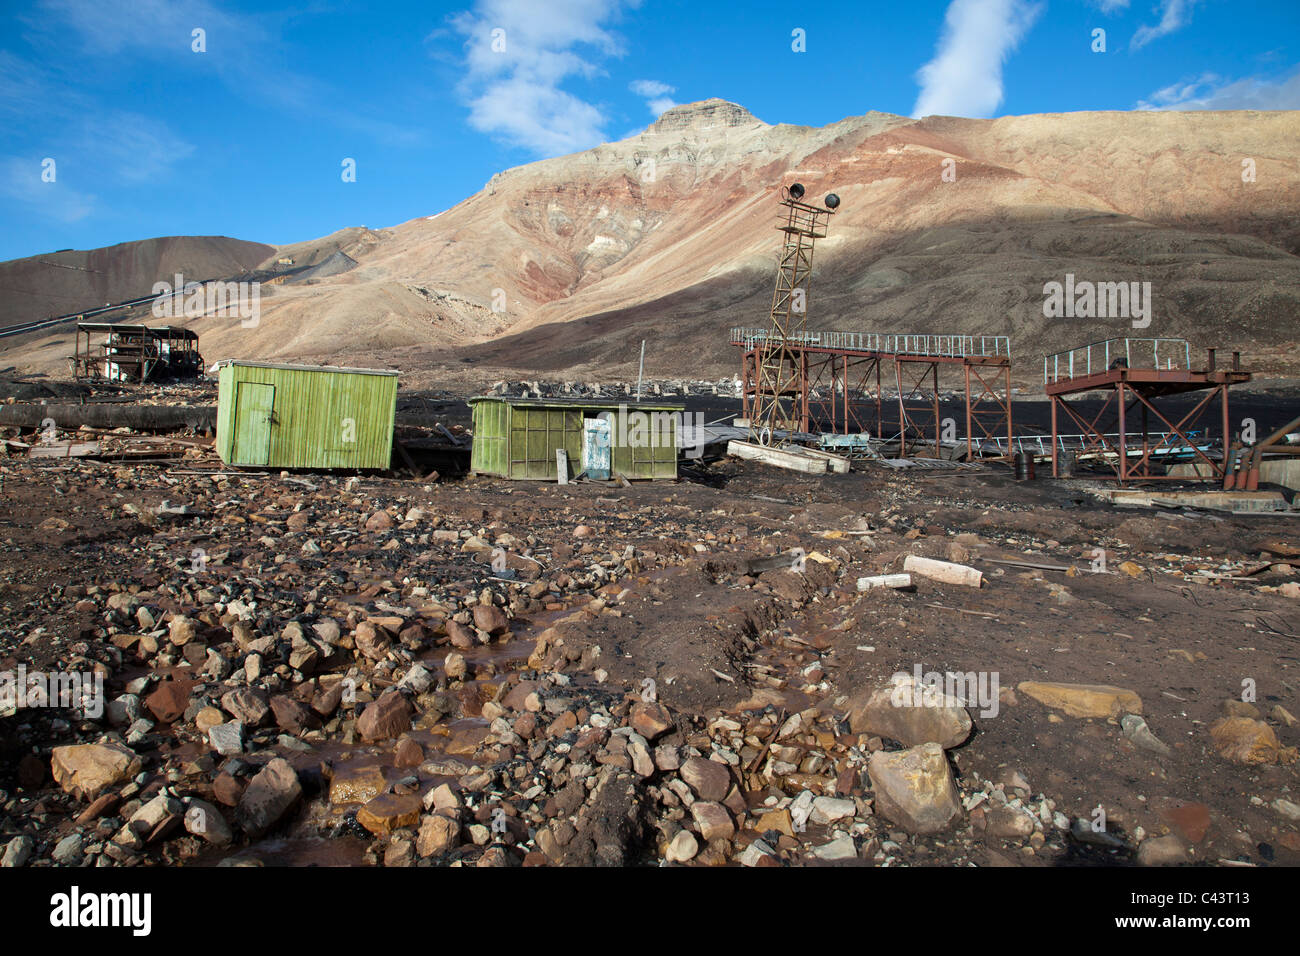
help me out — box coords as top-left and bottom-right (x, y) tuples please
(733, 328), (1014, 460)
(1044, 338), (1250, 484)
(749, 184), (837, 446)
(70, 323), (204, 383)
(1224, 410), (1300, 490)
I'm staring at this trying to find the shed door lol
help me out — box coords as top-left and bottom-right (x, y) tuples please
(233, 382), (275, 465)
(582, 417), (611, 480)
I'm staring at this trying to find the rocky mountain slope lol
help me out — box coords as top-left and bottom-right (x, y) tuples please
(4, 100), (1298, 386)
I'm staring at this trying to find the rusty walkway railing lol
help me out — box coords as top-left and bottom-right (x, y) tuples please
(1043, 338), (1190, 385)
(730, 327), (1011, 359)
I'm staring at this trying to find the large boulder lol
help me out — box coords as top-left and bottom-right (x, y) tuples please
(236, 757), (302, 837)
(847, 674), (972, 748)
(356, 793), (422, 836)
(1016, 681), (1142, 718)
(472, 604), (509, 636)
(416, 814), (462, 857)
(183, 798), (233, 847)
(1209, 717), (1298, 765)
(630, 701), (673, 741)
(680, 756), (731, 802)
(356, 690), (412, 742)
(221, 687), (270, 727)
(690, 801), (735, 843)
(50, 743), (142, 799)
(868, 742), (961, 835)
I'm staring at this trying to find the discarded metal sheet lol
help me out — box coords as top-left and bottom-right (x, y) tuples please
(878, 458), (983, 471)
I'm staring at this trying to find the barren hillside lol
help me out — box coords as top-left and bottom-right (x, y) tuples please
(0, 236), (274, 331)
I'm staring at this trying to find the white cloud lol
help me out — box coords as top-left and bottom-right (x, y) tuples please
(1132, 0), (1195, 50)
(1091, 0), (1129, 12)
(630, 78), (677, 116)
(468, 77), (609, 156)
(912, 0), (1043, 119)
(1136, 68), (1300, 110)
(629, 79), (671, 98)
(449, 0), (637, 155)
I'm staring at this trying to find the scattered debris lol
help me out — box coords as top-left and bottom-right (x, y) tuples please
(1, 375), (1298, 873)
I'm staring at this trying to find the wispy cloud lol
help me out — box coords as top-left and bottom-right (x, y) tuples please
(32, 0), (256, 55)
(630, 79), (677, 116)
(23, 0), (422, 147)
(0, 53), (195, 193)
(90, 112), (197, 183)
(912, 0), (1043, 119)
(1132, 0), (1196, 50)
(448, 0), (637, 156)
(0, 50), (51, 118)
(1091, 0), (1129, 12)
(0, 156), (96, 223)
(1137, 67), (1300, 110)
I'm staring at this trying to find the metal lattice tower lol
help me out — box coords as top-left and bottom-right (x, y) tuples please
(750, 184), (836, 446)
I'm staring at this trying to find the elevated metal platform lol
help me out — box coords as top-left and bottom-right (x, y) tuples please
(731, 327), (1013, 460)
(1043, 338), (1250, 484)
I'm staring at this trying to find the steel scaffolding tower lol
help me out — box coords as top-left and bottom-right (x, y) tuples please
(749, 184), (837, 446)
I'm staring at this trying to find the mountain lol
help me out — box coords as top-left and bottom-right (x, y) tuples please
(0, 236), (274, 330)
(4, 100), (1298, 388)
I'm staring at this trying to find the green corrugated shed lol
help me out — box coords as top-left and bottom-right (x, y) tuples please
(216, 361), (398, 469)
(468, 396), (682, 480)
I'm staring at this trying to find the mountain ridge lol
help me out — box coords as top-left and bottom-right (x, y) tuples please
(3, 100), (1298, 388)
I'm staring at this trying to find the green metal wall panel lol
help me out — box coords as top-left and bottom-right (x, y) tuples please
(510, 405), (581, 479)
(233, 382), (274, 465)
(471, 400), (508, 477)
(216, 362), (397, 469)
(610, 408), (677, 480)
(469, 397), (679, 480)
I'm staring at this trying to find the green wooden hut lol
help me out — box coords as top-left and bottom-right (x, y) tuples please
(468, 396), (683, 480)
(216, 361), (398, 469)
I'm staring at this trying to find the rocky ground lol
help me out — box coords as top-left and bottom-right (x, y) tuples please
(2, 420), (1300, 869)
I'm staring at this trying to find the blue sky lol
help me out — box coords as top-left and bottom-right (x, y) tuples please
(1, 0), (1297, 262)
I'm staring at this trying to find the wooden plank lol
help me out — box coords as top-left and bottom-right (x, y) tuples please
(555, 448), (569, 485)
(727, 440), (828, 474)
(925, 602), (999, 619)
(799, 447), (851, 474)
(79, 428), (211, 450)
(28, 441), (100, 459)
(394, 440), (420, 475)
(986, 558), (1072, 572)
(91, 449), (185, 462)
